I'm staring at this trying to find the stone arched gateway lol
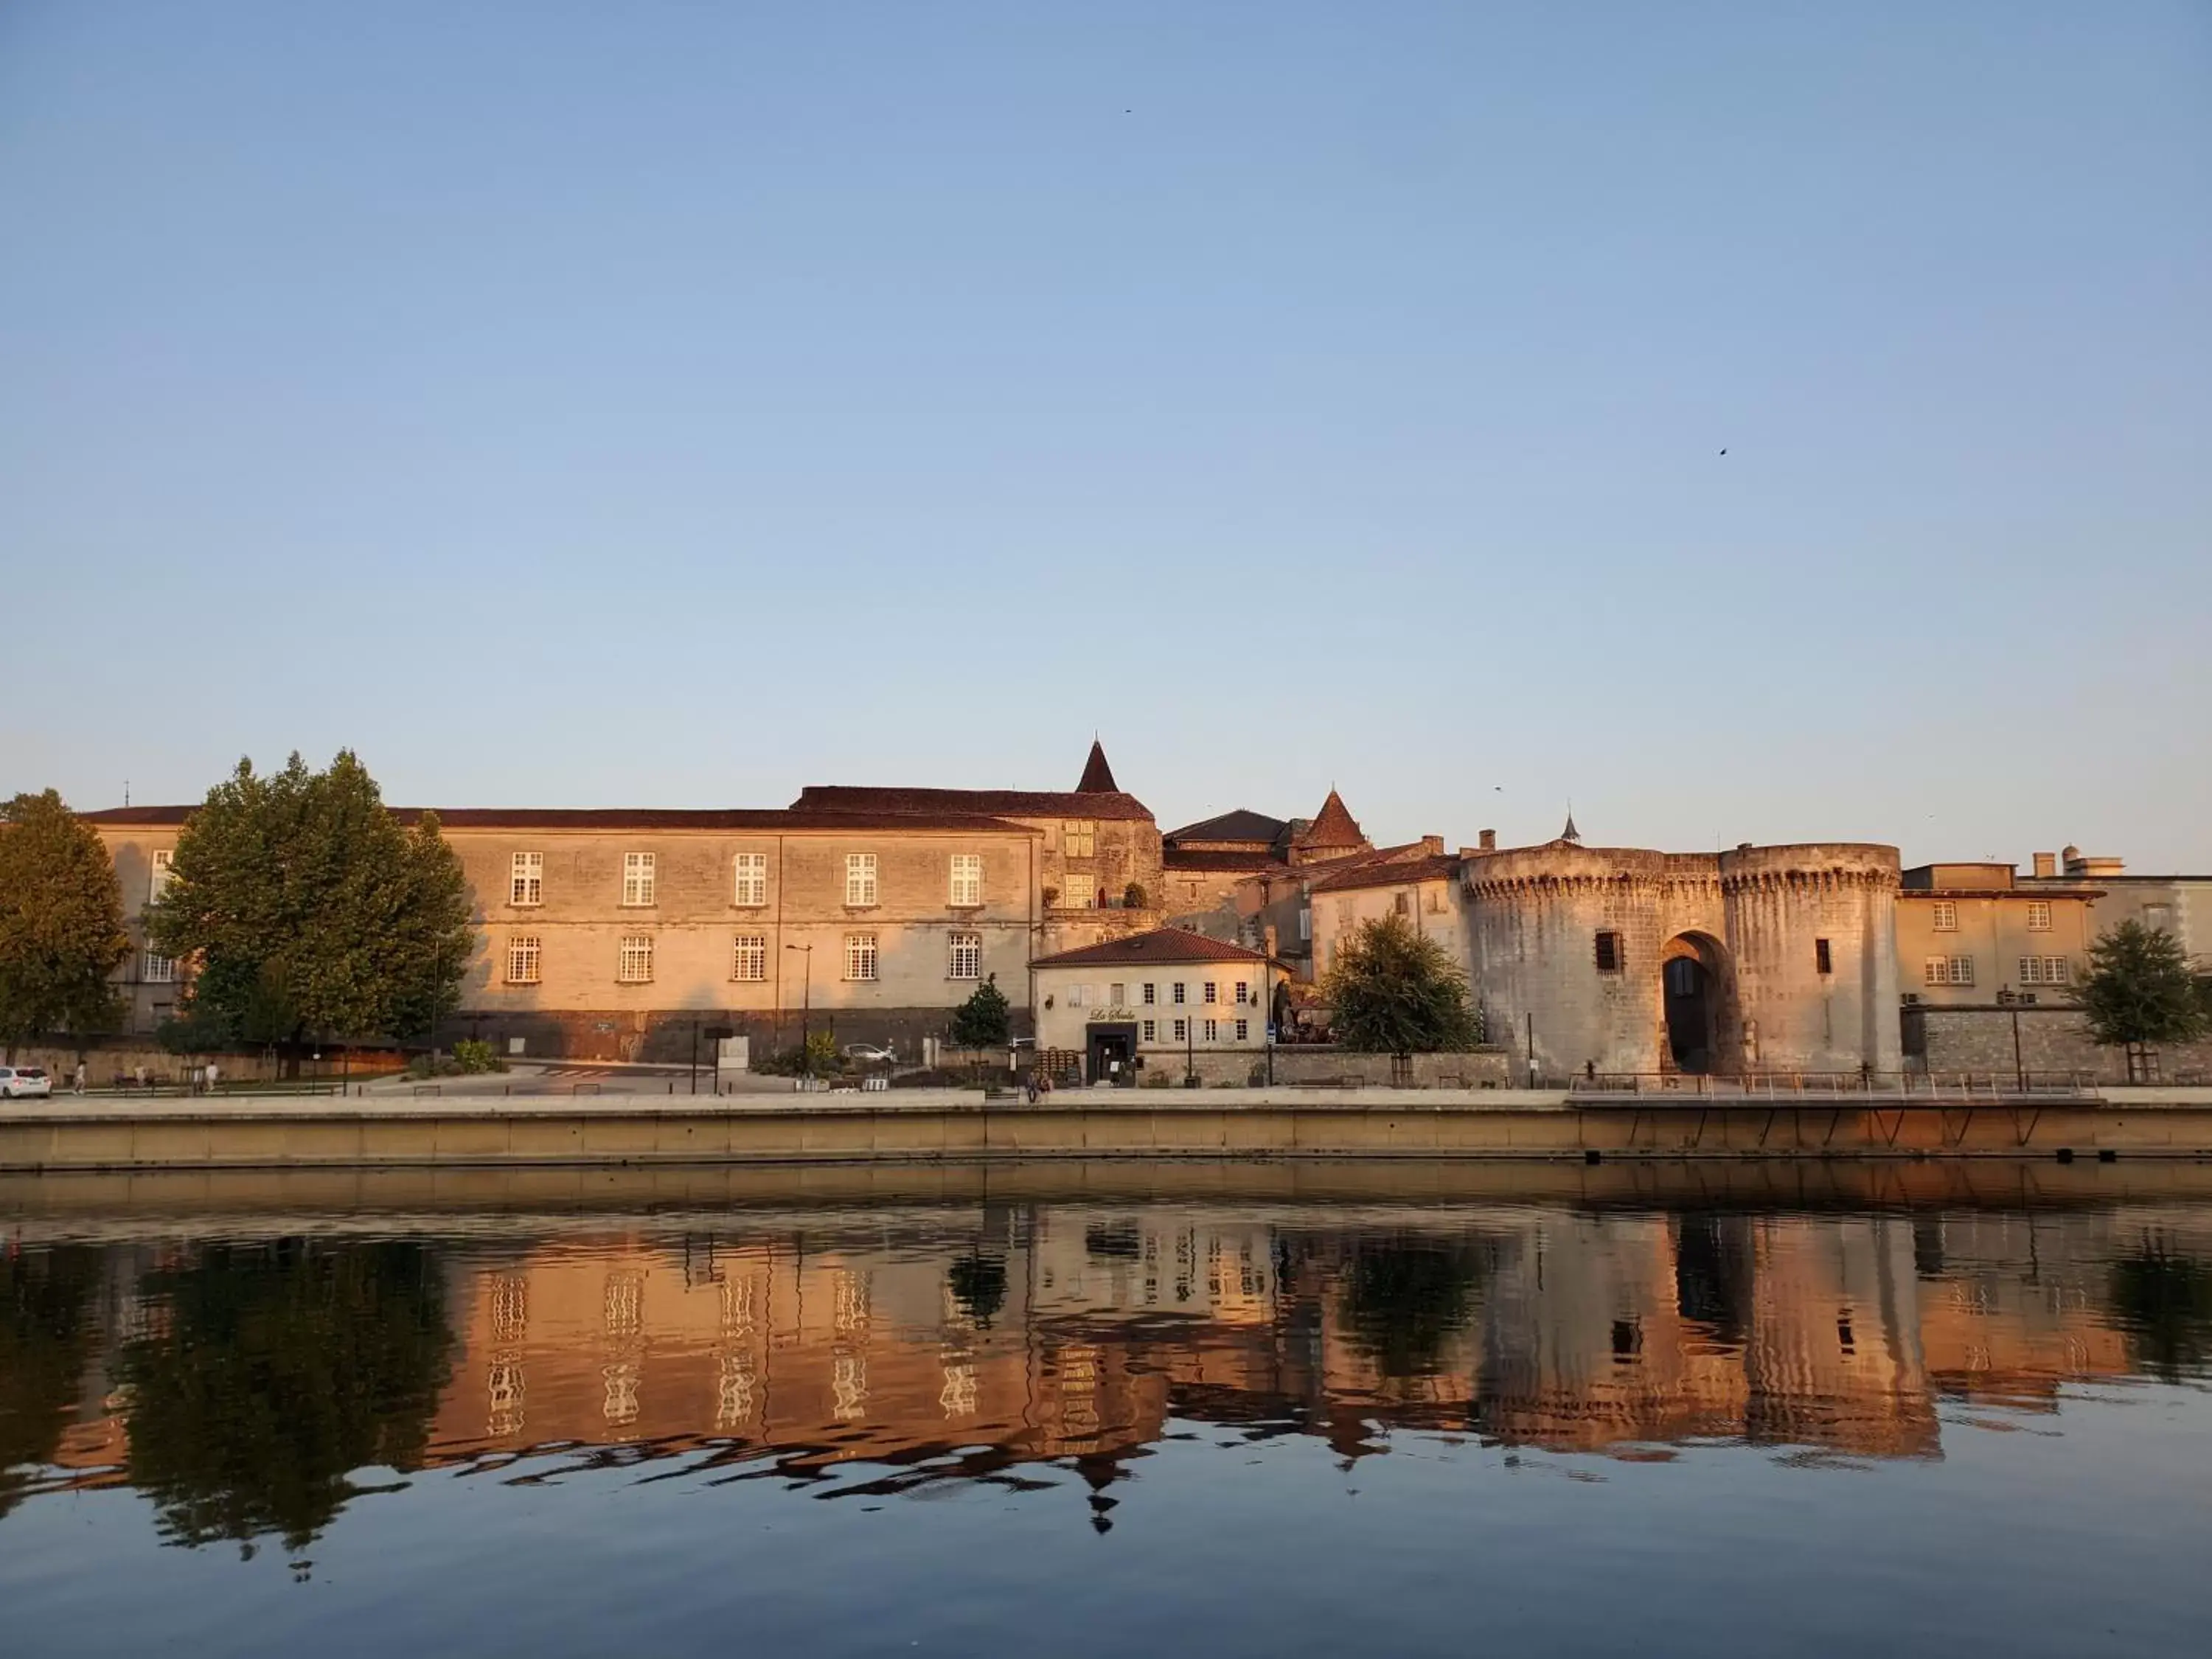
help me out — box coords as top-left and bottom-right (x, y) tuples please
(1463, 840), (1902, 1082)
(1660, 931), (1733, 1075)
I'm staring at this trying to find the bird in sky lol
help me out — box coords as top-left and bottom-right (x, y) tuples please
(1719, 448), (1728, 456)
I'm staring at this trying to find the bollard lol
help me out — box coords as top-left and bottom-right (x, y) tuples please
(1585, 1149), (1601, 1166)
(2098, 1149), (2118, 1164)
(2055, 1147), (2075, 1164)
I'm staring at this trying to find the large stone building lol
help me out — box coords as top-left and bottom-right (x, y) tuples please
(1458, 832), (1904, 1080)
(84, 802), (1047, 1062)
(80, 741), (1172, 1062)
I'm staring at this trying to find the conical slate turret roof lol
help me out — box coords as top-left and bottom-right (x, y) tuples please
(1295, 788), (1366, 849)
(1559, 809), (1582, 844)
(1076, 739), (1119, 794)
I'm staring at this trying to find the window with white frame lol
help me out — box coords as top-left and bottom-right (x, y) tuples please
(1108, 981), (1126, 1006)
(1203, 981), (1218, 1004)
(1141, 1020), (1156, 1041)
(1930, 900), (1958, 933)
(1172, 1018), (1188, 1041)
(845, 854), (878, 907)
(2024, 900), (2052, 933)
(510, 852), (543, 906)
(2019, 956), (2070, 986)
(2145, 903), (2175, 934)
(733, 934), (767, 981)
(733, 852), (768, 906)
(1142, 983), (1156, 1005)
(1172, 982), (1187, 1004)
(1063, 820), (1096, 858)
(948, 854), (982, 908)
(1298, 907), (1311, 942)
(622, 852), (655, 906)
(1067, 982), (1090, 1008)
(619, 935), (654, 982)
(1203, 1018), (1220, 1042)
(142, 950), (176, 984)
(1924, 955), (1974, 987)
(1060, 873), (1096, 910)
(507, 936), (542, 984)
(149, 849), (174, 905)
(1234, 981), (1251, 1005)
(844, 933), (877, 981)
(1236, 1018), (1249, 1042)
(948, 933), (981, 980)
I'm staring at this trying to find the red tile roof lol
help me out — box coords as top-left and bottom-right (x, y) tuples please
(1308, 853), (1462, 894)
(78, 805), (1038, 835)
(790, 785), (1154, 821)
(1293, 788), (1365, 849)
(1031, 926), (1284, 970)
(1164, 808), (1290, 846)
(1163, 847), (1290, 874)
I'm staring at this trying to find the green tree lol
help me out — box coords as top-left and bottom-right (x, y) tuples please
(148, 751), (472, 1049)
(2080, 920), (2209, 1083)
(120, 1239), (456, 1552)
(0, 1247), (103, 1520)
(947, 1253), (1009, 1327)
(1321, 914), (1481, 1056)
(1338, 1235), (1486, 1380)
(0, 790), (131, 1056)
(950, 973), (1012, 1047)
(2108, 1237), (2212, 1384)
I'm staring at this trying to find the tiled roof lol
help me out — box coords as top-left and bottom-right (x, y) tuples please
(1309, 853), (1462, 894)
(1075, 740), (1119, 793)
(1293, 789), (1365, 849)
(1031, 926), (1284, 970)
(79, 805), (1038, 835)
(1164, 847), (1290, 873)
(791, 785), (1154, 821)
(1164, 808), (1290, 846)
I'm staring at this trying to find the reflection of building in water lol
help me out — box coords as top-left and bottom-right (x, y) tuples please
(422, 1208), (1960, 1473)
(36, 1200), (2201, 1520)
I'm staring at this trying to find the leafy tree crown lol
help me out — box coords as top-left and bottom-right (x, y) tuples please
(0, 790), (130, 1049)
(1321, 913), (1481, 1055)
(2080, 920), (2210, 1051)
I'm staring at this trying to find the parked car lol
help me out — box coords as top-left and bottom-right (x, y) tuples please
(0, 1065), (54, 1099)
(841, 1043), (897, 1065)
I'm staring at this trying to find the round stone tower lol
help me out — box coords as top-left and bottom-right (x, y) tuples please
(1463, 838), (1899, 1081)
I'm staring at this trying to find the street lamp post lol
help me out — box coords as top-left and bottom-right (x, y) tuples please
(786, 943), (813, 1085)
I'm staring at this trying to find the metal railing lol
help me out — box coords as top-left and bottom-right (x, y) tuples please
(1565, 1070), (2095, 1100)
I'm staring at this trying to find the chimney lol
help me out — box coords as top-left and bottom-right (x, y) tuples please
(1421, 835), (1444, 855)
(2031, 852), (2056, 878)
(1478, 828), (1497, 852)
(1262, 924), (1279, 959)
(2062, 844), (2082, 874)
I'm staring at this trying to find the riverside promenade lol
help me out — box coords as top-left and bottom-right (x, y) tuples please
(4, 1081), (2212, 1170)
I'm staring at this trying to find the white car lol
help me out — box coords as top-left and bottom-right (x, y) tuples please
(0, 1065), (54, 1099)
(841, 1043), (897, 1065)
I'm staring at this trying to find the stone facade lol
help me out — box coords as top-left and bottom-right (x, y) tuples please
(791, 740), (1165, 957)
(1897, 862), (2103, 1008)
(84, 807), (1046, 1063)
(1031, 928), (1287, 1083)
(1907, 1004), (2212, 1085)
(1462, 840), (1903, 1081)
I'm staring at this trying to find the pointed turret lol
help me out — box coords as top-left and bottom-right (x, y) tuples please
(1288, 787), (1368, 864)
(1559, 808), (1582, 844)
(1075, 738), (1119, 794)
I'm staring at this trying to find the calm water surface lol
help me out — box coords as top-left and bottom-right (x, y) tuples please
(4, 1163), (2211, 1658)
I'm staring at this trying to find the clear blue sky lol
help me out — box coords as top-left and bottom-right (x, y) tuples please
(4, 1), (2207, 869)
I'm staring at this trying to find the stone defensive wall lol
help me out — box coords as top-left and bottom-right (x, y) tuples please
(1463, 841), (1903, 1079)
(5, 1085), (2211, 1171)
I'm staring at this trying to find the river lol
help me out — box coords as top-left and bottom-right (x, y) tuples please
(4, 1161), (2209, 1656)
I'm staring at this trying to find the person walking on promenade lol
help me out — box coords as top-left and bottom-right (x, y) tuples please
(73, 1060), (86, 1095)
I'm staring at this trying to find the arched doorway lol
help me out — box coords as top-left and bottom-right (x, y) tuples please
(1660, 934), (1732, 1074)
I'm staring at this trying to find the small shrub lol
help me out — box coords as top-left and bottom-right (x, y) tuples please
(452, 1038), (505, 1074)
(1123, 882), (1149, 910)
